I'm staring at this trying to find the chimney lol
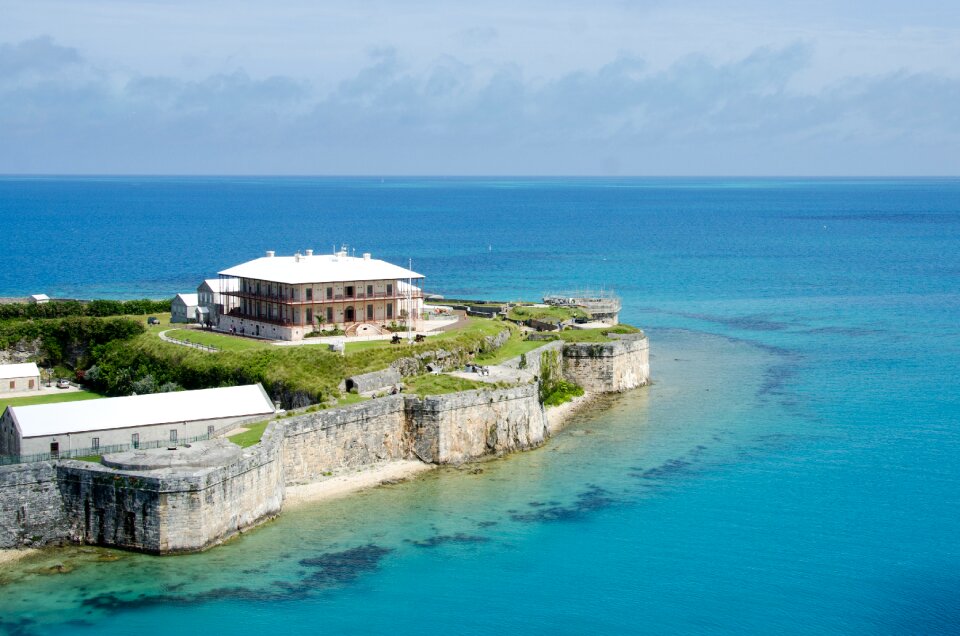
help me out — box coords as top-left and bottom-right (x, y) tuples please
(305, 249), (313, 257)
(265, 250), (275, 258)
(363, 252), (371, 260)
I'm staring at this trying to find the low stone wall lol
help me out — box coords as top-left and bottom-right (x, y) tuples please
(344, 369), (402, 394)
(562, 333), (650, 393)
(405, 383), (547, 464)
(282, 397), (406, 484)
(498, 340), (564, 375)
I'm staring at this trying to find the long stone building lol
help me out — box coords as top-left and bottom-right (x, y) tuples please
(0, 384), (276, 459)
(216, 247), (425, 341)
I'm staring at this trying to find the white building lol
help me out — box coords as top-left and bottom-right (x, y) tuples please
(197, 277), (239, 326)
(0, 384), (276, 458)
(29, 294), (50, 304)
(216, 247), (425, 341)
(171, 293), (199, 323)
(0, 362), (41, 394)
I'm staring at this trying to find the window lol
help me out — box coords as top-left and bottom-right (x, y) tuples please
(132, 433), (140, 449)
(326, 287), (333, 299)
(207, 425), (215, 436)
(387, 303), (393, 319)
(306, 288), (313, 301)
(326, 307), (333, 323)
(387, 283), (393, 296)
(91, 437), (99, 450)
(170, 429), (178, 443)
(367, 304), (374, 320)
(367, 284), (373, 296)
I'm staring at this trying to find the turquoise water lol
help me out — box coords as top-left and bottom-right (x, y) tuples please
(1, 178), (959, 633)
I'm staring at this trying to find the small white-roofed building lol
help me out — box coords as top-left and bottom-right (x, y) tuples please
(0, 384), (276, 459)
(217, 247), (425, 341)
(171, 293), (199, 323)
(0, 362), (41, 394)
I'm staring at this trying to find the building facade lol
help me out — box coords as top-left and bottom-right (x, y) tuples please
(0, 363), (41, 394)
(217, 248), (425, 341)
(197, 278), (239, 326)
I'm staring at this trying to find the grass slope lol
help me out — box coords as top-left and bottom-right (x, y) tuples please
(166, 328), (270, 352)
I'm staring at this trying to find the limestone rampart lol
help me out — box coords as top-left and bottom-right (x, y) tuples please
(282, 397), (406, 484)
(405, 383), (547, 464)
(0, 462), (67, 548)
(562, 333), (650, 392)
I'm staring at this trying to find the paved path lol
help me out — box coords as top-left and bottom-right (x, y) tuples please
(158, 329), (218, 352)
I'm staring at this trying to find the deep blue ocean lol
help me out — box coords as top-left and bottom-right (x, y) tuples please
(1, 177), (959, 634)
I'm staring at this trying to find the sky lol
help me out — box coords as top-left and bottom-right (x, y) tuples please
(1, 0), (959, 175)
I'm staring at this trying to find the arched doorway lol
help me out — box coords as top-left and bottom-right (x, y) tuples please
(344, 306), (355, 322)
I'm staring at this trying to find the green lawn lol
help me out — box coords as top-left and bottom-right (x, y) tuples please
(1, 389), (103, 412)
(166, 328), (270, 352)
(404, 373), (492, 397)
(475, 338), (549, 365)
(507, 305), (588, 323)
(336, 392), (370, 406)
(227, 419), (272, 448)
(554, 324), (644, 343)
(344, 339), (393, 353)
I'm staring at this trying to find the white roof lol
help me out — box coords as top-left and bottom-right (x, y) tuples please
(219, 252), (424, 285)
(0, 362), (40, 380)
(175, 293), (199, 306)
(199, 278), (239, 292)
(30, 294), (50, 301)
(7, 384), (275, 438)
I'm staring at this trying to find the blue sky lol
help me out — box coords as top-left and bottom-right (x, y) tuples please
(1, 0), (958, 175)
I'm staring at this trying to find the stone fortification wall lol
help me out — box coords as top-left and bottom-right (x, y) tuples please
(56, 462), (163, 551)
(0, 462), (67, 548)
(156, 424), (285, 553)
(562, 333), (650, 393)
(282, 397), (406, 484)
(53, 423), (286, 554)
(405, 383), (547, 464)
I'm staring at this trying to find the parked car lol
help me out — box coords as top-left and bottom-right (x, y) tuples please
(56, 378), (70, 389)
(147, 316), (161, 325)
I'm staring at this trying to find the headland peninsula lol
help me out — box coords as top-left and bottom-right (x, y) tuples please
(1, 255), (649, 559)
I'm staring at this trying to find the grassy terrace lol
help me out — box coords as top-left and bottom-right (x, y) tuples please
(0, 389), (103, 412)
(404, 373), (498, 397)
(507, 305), (588, 323)
(475, 337), (549, 365)
(228, 420), (271, 448)
(114, 317), (515, 403)
(166, 328), (270, 352)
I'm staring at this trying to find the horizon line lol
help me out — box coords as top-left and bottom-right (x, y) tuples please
(1, 173), (958, 179)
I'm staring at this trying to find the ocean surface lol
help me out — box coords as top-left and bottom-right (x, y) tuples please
(1, 177), (959, 634)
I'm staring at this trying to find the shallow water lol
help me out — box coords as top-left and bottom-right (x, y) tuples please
(1, 177), (959, 633)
